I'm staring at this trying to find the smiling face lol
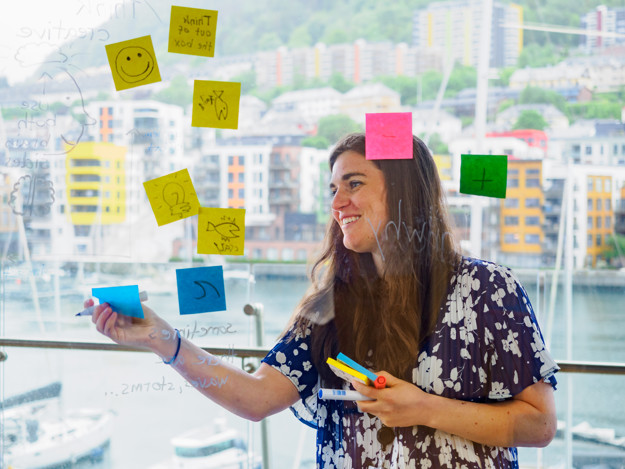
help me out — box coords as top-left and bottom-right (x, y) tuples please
(330, 150), (389, 269)
(115, 46), (154, 83)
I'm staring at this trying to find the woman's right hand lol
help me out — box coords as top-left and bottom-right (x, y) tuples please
(85, 298), (171, 353)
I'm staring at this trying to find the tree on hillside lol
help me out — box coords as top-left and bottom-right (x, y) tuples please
(520, 86), (566, 112)
(301, 135), (330, 149)
(232, 69), (257, 95)
(375, 76), (419, 106)
(517, 43), (561, 68)
(446, 66), (477, 97)
(317, 114), (362, 143)
(513, 110), (548, 131)
(153, 75), (192, 107)
(329, 73), (355, 93)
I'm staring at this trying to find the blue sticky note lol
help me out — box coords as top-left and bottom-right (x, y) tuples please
(176, 266), (227, 315)
(92, 285), (144, 319)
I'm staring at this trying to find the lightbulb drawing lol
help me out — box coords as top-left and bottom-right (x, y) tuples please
(163, 182), (191, 218)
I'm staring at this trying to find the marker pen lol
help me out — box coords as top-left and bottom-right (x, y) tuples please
(318, 388), (374, 401)
(76, 291), (148, 316)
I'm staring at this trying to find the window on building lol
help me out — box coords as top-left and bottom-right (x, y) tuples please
(595, 179), (602, 192)
(504, 216), (519, 225)
(525, 216), (540, 226)
(605, 180), (611, 192)
(596, 235), (602, 246)
(596, 216), (602, 228)
(606, 217), (611, 229)
(526, 169), (540, 175)
(597, 199), (602, 211)
(228, 189), (233, 198)
(508, 178), (519, 188)
(587, 177), (593, 191)
(587, 216), (593, 229)
(504, 198), (519, 208)
(525, 234), (540, 244)
(525, 198), (540, 208)
(504, 233), (519, 244)
(526, 178), (540, 188)
(585, 145), (592, 155)
(588, 199), (593, 211)
(238, 188), (244, 198)
(228, 156), (234, 165)
(238, 173), (244, 182)
(228, 173), (234, 182)
(588, 234), (593, 246)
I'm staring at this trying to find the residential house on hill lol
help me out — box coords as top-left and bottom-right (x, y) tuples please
(339, 83), (401, 123)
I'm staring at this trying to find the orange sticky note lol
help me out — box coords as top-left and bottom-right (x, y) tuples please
(365, 112), (413, 160)
(197, 207), (245, 256)
(191, 80), (241, 129)
(168, 5), (218, 57)
(105, 35), (161, 91)
(143, 169), (200, 226)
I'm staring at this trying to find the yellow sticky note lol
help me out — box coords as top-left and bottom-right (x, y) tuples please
(105, 35), (161, 91)
(192, 80), (241, 129)
(168, 5), (218, 57)
(197, 207), (245, 256)
(143, 169), (200, 226)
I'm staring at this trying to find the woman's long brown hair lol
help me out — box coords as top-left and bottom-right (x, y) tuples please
(285, 133), (461, 386)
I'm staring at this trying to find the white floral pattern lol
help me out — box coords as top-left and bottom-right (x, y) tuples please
(263, 258), (559, 468)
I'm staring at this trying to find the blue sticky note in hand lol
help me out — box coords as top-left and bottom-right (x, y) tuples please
(176, 266), (227, 315)
(92, 285), (144, 319)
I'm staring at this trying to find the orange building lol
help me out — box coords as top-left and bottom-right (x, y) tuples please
(585, 175), (613, 266)
(500, 160), (544, 256)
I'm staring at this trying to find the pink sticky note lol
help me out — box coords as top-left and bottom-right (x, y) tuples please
(365, 112), (413, 160)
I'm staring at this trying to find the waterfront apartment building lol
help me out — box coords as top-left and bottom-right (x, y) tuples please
(85, 100), (185, 180)
(499, 160), (544, 268)
(253, 40), (444, 89)
(581, 5), (625, 54)
(412, 0), (523, 68)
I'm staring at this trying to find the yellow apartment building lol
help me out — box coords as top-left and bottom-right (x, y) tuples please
(433, 154), (452, 181)
(65, 142), (127, 226)
(586, 174), (613, 266)
(500, 159), (544, 256)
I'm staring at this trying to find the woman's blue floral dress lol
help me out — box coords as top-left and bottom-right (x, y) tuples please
(262, 257), (559, 468)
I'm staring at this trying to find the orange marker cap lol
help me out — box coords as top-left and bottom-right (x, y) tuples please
(374, 375), (386, 389)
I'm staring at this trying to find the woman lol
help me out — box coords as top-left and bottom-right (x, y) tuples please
(87, 133), (558, 468)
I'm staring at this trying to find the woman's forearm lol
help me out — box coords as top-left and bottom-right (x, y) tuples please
(421, 382), (556, 447)
(149, 330), (298, 422)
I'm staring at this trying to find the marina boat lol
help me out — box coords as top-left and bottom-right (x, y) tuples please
(1, 382), (114, 469)
(149, 419), (261, 469)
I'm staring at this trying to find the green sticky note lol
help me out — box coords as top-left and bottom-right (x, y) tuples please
(459, 154), (508, 198)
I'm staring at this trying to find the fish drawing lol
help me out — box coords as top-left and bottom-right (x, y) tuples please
(207, 221), (239, 239)
(214, 90), (228, 120)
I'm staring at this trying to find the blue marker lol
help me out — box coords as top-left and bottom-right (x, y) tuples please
(76, 291), (148, 316)
(318, 388), (374, 401)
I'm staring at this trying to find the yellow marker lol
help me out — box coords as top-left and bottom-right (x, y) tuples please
(326, 357), (372, 386)
(105, 35), (161, 91)
(143, 169), (200, 226)
(168, 5), (218, 57)
(197, 207), (246, 256)
(191, 80), (241, 129)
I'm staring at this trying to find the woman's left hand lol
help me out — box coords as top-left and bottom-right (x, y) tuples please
(352, 371), (430, 428)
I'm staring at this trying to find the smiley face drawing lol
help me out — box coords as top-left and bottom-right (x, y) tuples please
(106, 36), (161, 90)
(115, 46), (155, 83)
